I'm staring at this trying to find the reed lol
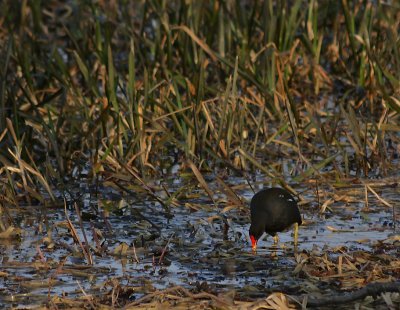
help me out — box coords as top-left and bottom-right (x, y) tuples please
(0, 0), (398, 204)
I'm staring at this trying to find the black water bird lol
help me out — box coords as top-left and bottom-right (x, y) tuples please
(249, 187), (302, 250)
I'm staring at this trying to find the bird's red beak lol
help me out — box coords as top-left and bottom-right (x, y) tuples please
(250, 235), (257, 251)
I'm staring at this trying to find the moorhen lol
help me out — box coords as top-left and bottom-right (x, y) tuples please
(249, 187), (302, 251)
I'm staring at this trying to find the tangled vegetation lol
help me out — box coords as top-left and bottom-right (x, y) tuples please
(0, 1), (399, 309)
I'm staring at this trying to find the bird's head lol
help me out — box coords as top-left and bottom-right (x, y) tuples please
(249, 224), (263, 251)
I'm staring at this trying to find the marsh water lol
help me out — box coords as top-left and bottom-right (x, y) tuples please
(0, 168), (398, 308)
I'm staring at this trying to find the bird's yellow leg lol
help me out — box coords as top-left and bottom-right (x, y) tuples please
(294, 223), (299, 247)
(270, 235), (279, 258)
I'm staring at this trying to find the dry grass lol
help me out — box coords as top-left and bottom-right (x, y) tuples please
(0, 0), (399, 308)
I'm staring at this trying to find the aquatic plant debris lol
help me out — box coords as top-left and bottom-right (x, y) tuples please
(0, 0), (399, 309)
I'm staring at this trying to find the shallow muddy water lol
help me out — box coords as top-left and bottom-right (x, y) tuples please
(0, 174), (398, 307)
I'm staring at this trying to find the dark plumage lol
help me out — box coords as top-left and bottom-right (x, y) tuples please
(249, 187), (302, 250)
